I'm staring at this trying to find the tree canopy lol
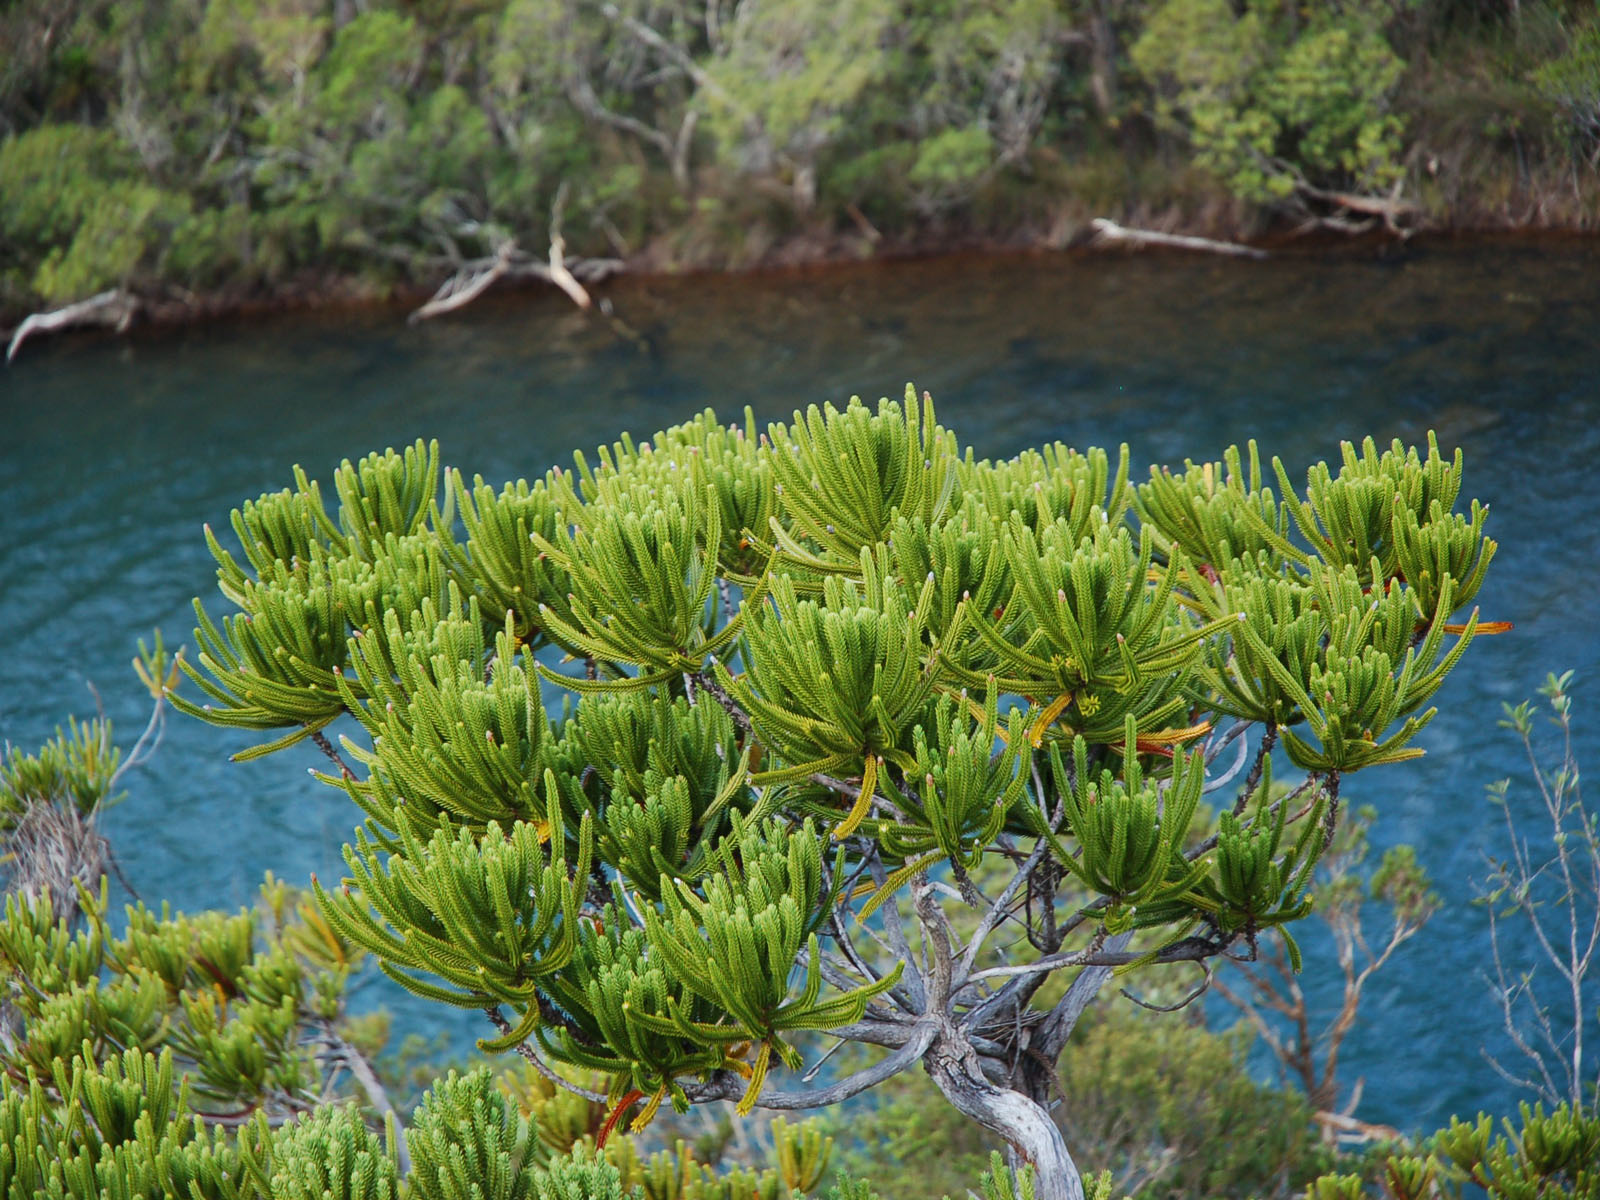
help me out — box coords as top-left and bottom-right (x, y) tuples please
(164, 391), (1499, 1200)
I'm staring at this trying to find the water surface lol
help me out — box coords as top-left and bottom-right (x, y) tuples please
(3, 239), (1597, 1133)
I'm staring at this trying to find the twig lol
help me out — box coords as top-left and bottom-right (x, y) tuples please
(310, 731), (356, 782)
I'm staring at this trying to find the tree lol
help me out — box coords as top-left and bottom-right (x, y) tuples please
(170, 393), (1496, 1200)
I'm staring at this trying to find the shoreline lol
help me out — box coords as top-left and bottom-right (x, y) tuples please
(4, 219), (1597, 361)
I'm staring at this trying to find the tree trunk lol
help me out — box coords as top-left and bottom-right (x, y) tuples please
(925, 1036), (1084, 1200)
(1087, 1), (1118, 120)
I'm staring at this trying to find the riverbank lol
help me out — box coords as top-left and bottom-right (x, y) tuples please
(6, 0), (1598, 356)
(5, 213), (1597, 363)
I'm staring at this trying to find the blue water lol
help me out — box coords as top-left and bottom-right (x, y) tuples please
(2, 239), (1597, 1134)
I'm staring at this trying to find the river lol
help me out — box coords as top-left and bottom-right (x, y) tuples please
(2, 238), (1598, 1136)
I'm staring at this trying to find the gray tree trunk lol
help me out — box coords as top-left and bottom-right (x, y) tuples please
(925, 1037), (1084, 1200)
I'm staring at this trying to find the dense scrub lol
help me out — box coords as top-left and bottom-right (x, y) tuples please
(3, 0), (1599, 321)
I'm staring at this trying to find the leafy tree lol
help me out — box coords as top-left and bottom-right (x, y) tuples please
(167, 394), (1496, 1200)
(1130, 0), (1406, 203)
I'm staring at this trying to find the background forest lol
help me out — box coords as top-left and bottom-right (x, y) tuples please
(4, 0), (1600, 322)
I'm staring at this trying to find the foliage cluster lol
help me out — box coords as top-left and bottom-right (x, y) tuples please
(148, 387), (1506, 1200)
(3, 0), (1600, 317)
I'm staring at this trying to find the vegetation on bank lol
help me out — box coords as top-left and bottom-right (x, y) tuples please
(3, 0), (1600, 325)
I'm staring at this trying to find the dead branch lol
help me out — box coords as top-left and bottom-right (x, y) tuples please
(408, 243), (515, 324)
(4, 801), (108, 924)
(1312, 1108), (1405, 1147)
(1090, 219), (1268, 260)
(1300, 188), (1420, 219)
(546, 236), (593, 311)
(407, 247), (623, 324)
(6, 289), (138, 363)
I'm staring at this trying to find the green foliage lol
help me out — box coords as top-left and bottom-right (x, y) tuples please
(1535, 21), (1600, 165)
(1061, 1009), (1331, 1199)
(0, 123), (189, 304)
(534, 1147), (643, 1200)
(1316, 1102), (1600, 1199)
(1131, 0), (1407, 202)
(160, 391), (1495, 1195)
(0, 874), (362, 1119)
(407, 1069), (540, 1200)
(0, 716), (121, 826)
(270, 1103), (400, 1200)
(2, 0), (1596, 314)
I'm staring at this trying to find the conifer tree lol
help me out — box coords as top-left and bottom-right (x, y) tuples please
(172, 393), (1499, 1200)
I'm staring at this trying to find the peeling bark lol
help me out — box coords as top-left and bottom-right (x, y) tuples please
(926, 1033), (1085, 1200)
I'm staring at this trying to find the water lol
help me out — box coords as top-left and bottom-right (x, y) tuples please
(2, 238), (1597, 1135)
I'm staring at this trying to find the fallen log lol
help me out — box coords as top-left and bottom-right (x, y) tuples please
(1090, 218), (1268, 260)
(6, 289), (138, 363)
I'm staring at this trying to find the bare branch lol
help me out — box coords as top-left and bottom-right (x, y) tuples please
(7, 289), (137, 363)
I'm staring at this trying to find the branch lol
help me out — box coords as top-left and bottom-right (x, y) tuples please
(1234, 722), (1275, 814)
(408, 244), (514, 324)
(1203, 725), (1252, 796)
(545, 182), (593, 312)
(697, 662), (753, 736)
(687, 1021), (938, 1110)
(600, 3), (745, 115)
(1037, 930), (1133, 1061)
(310, 730), (357, 782)
(7, 289), (137, 363)
(315, 1022), (411, 1175)
(864, 850), (927, 1012)
(1090, 218), (1267, 260)
(482, 1007), (610, 1104)
(565, 73), (674, 158)
(956, 837), (1049, 982)
(966, 933), (1237, 983)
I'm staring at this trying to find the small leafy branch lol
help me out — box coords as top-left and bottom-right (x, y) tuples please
(1483, 670), (1599, 1111)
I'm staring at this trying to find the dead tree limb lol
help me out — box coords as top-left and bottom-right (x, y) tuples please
(6, 289), (138, 363)
(408, 244), (515, 324)
(1090, 219), (1268, 260)
(547, 182), (593, 311)
(407, 250), (622, 324)
(1294, 181), (1422, 236)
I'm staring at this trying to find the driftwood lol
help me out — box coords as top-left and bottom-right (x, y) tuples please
(1090, 218), (1268, 260)
(5, 288), (138, 363)
(410, 182), (621, 323)
(407, 247), (622, 324)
